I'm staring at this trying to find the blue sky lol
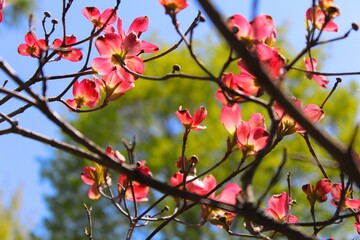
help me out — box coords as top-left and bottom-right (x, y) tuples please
(1, 0), (360, 237)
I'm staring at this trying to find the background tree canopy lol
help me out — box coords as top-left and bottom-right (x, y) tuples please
(40, 30), (360, 239)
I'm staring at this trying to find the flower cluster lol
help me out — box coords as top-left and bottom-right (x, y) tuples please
(274, 97), (324, 136)
(91, 15), (158, 102)
(306, 0), (340, 32)
(170, 170), (242, 229)
(220, 104), (269, 156)
(81, 146), (152, 202)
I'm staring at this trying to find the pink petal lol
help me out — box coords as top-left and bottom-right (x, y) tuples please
(123, 32), (142, 56)
(88, 184), (101, 200)
(288, 215), (298, 223)
(128, 16), (149, 35)
(24, 32), (37, 45)
(202, 175), (217, 198)
(18, 44), (31, 56)
(81, 166), (96, 185)
(176, 107), (193, 126)
(116, 18), (126, 39)
(237, 122), (250, 147)
(64, 35), (77, 45)
(268, 192), (289, 220)
(323, 20), (338, 32)
(125, 55), (144, 74)
(220, 104), (242, 134)
(92, 57), (114, 75)
(313, 74), (329, 88)
(248, 127), (269, 152)
(236, 73), (258, 95)
(227, 14), (251, 39)
(345, 199), (360, 209)
(52, 38), (63, 49)
(192, 106), (207, 127)
(65, 99), (77, 109)
(100, 8), (117, 25)
(331, 183), (343, 201)
(303, 104), (324, 123)
(248, 113), (266, 130)
(249, 15), (275, 42)
(216, 183), (242, 205)
(95, 33), (123, 57)
(126, 181), (149, 202)
(82, 6), (100, 21)
(63, 48), (83, 62)
(141, 40), (159, 53)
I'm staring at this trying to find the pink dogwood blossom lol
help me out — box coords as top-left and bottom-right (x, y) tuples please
(95, 74), (134, 102)
(306, 5), (339, 32)
(53, 35), (83, 62)
(92, 17), (158, 85)
(66, 79), (100, 110)
(176, 106), (207, 131)
(81, 163), (110, 200)
(266, 192), (298, 223)
(227, 14), (276, 46)
(302, 178), (332, 204)
(198, 175), (242, 229)
(118, 160), (152, 202)
(18, 32), (47, 58)
(83, 7), (117, 33)
(236, 113), (269, 156)
(274, 97), (324, 135)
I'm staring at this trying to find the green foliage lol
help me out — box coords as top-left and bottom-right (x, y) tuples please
(2, 0), (34, 26)
(0, 188), (32, 240)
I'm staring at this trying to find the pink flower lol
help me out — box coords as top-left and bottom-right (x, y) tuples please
(216, 71), (259, 105)
(198, 175), (242, 229)
(274, 97), (324, 135)
(95, 74), (134, 102)
(83, 7), (117, 33)
(0, 0), (5, 23)
(302, 178), (332, 204)
(306, 6), (339, 32)
(159, 0), (189, 14)
(304, 57), (329, 88)
(331, 183), (360, 210)
(170, 172), (205, 193)
(227, 14), (276, 46)
(18, 32), (47, 58)
(254, 43), (286, 81)
(266, 192), (298, 223)
(236, 113), (269, 156)
(118, 160), (152, 202)
(53, 35), (83, 62)
(65, 79), (100, 110)
(81, 163), (110, 200)
(92, 17), (158, 84)
(176, 106), (207, 131)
